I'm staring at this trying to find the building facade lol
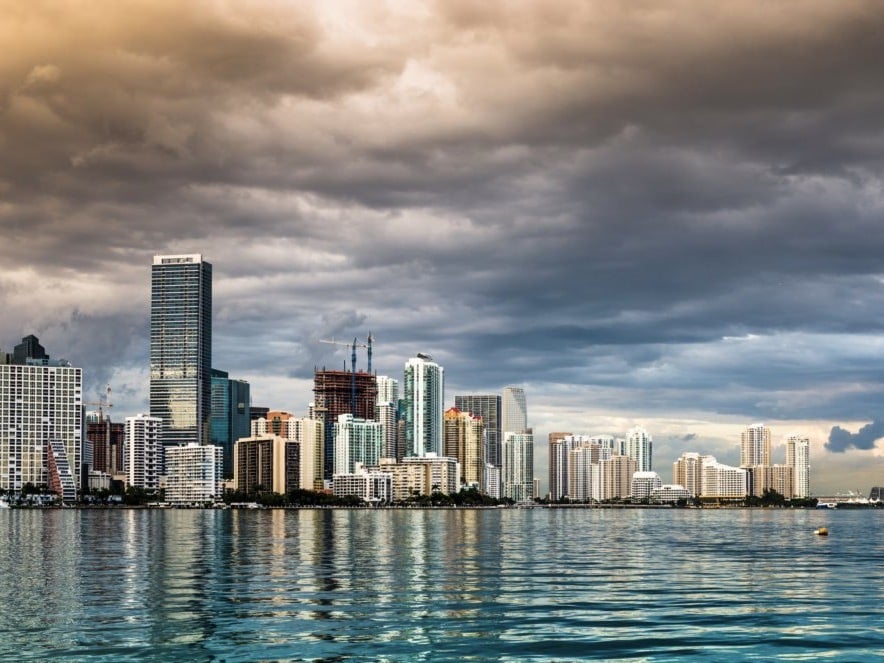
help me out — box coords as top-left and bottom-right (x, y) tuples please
(631, 471), (663, 500)
(443, 407), (485, 489)
(701, 457), (748, 499)
(502, 431), (534, 502)
(672, 452), (704, 498)
(333, 414), (384, 475)
(125, 414), (162, 494)
(209, 369), (250, 479)
(332, 468), (393, 503)
(0, 337), (82, 495)
(403, 354), (444, 457)
(454, 394), (502, 468)
(233, 435), (299, 494)
(785, 435), (810, 498)
(625, 426), (653, 472)
(740, 423), (771, 468)
(164, 443), (223, 504)
(150, 254), (213, 456)
(501, 386), (528, 435)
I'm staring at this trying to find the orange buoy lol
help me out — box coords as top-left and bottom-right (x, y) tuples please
(815, 527), (828, 536)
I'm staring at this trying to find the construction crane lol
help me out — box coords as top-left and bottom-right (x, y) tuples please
(318, 335), (375, 413)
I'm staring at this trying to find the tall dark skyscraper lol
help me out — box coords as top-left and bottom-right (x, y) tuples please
(210, 368), (251, 479)
(150, 254), (212, 455)
(454, 394), (502, 468)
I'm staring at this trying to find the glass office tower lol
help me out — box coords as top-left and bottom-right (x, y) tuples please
(150, 254), (212, 457)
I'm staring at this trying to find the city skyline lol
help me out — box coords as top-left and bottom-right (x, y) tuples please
(3, 2), (884, 493)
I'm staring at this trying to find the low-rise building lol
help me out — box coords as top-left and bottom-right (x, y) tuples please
(650, 484), (692, 503)
(631, 471), (663, 500)
(332, 465), (392, 503)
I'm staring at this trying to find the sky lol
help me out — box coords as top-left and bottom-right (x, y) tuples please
(2, 0), (884, 494)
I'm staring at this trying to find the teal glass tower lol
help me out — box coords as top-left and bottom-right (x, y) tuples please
(150, 254), (213, 455)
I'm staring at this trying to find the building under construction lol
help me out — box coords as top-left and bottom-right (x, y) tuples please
(313, 369), (377, 480)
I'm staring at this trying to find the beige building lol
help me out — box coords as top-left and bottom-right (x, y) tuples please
(234, 435), (299, 494)
(672, 452), (705, 497)
(600, 455), (636, 500)
(443, 407), (485, 490)
(741, 423), (771, 468)
(377, 454), (459, 501)
(751, 464), (794, 499)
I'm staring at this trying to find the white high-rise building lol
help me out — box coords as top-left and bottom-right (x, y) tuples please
(376, 376), (399, 404)
(625, 426), (653, 472)
(334, 414), (384, 475)
(503, 431), (534, 502)
(0, 336), (82, 496)
(786, 435), (810, 498)
(376, 374), (399, 461)
(501, 386), (528, 434)
(125, 414), (162, 493)
(403, 353), (444, 457)
(741, 423), (771, 467)
(164, 443), (223, 504)
(701, 456), (748, 498)
(484, 464), (501, 499)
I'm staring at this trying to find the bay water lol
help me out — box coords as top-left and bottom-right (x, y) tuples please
(0, 508), (881, 661)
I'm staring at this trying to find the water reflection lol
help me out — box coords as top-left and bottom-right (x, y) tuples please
(0, 509), (881, 661)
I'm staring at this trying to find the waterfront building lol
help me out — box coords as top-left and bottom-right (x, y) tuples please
(443, 407), (485, 489)
(334, 414), (384, 475)
(740, 423), (771, 468)
(403, 353), (444, 457)
(501, 386), (528, 435)
(701, 457), (748, 499)
(600, 455), (636, 500)
(631, 471), (663, 500)
(209, 369), (250, 479)
(86, 417), (125, 476)
(785, 435), (810, 498)
(376, 375), (399, 460)
(287, 417), (324, 490)
(378, 454), (459, 501)
(455, 394), (502, 468)
(650, 484), (692, 503)
(502, 431), (534, 502)
(672, 452), (704, 497)
(484, 464), (501, 499)
(568, 445), (596, 502)
(751, 464), (794, 499)
(164, 443), (223, 504)
(233, 435), (299, 494)
(150, 254), (213, 456)
(125, 414), (162, 494)
(332, 465), (393, 503)
(313, 368), (377, 479)
(548, 432), (573, 501)
(0, 336), (82, 496)
(625, 426), (653, 472)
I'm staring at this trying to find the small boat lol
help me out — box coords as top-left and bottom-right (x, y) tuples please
(0, 499), (10, 509)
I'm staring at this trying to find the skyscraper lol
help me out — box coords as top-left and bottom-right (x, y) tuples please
(443, 407), (485, 489)
(786, 435), (810, 498)
(740, 423), (771, 468)
(403, 353), (444, 457)
(625, 425), (653, 472)
(313, 369), (377, 480)
(0, 336), (82, 497)
(454, 394), (502, 467)
(376, 376), (399, 459)
(125, 413), (162, 493)
(502, 431), (534, 502)
(150, 254), (213, 455)
(501, 386), (528, 434)
(210, 368), (250, 479)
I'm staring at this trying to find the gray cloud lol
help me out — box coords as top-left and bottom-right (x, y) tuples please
(827, 421), (884, 453)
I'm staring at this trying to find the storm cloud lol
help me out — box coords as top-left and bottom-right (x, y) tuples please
(2, 1), (884, 490)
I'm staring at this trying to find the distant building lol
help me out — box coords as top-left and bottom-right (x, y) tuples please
(502, 431), (534, 502)
(378, 454), (459, 501)
(631, 471), (663, 500)
(501, 386), (528, 435)
(455, 394), (502, 468)
(701, 457), (748, 499)
(150, 254), (213, 457)
(484, 465), (501, 500)
(86, 418), (125, 476)
(785, 435), (810, 498)
(164, 443), (223, 504)
(334, 414), (384, 475)
(0, 336), (82, 496)
(233, 435), (298, 494)
(672, 452), (704, 498)
(332, 465), (392, 503)
(125, 414), (162, 494)
(751, 464), (794, 499)
(376, 376), (399, 459)
(547, 432), (574, 501)
(740, 423), (771, 468)
(625, 426), (653, 472)
(443, 407), (485, 490)
(650, 484), (692, 503)
(209, 369), (250, 479)
(313, 368), (377, 479)
(287, 417), (324, 491)
(403, 354), (444, 457)
(600, 455), (636, 500)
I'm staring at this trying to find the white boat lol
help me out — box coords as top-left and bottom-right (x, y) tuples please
(0, 499), (10, 509)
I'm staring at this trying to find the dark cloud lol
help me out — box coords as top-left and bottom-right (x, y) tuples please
(827, 421), (884, 453)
